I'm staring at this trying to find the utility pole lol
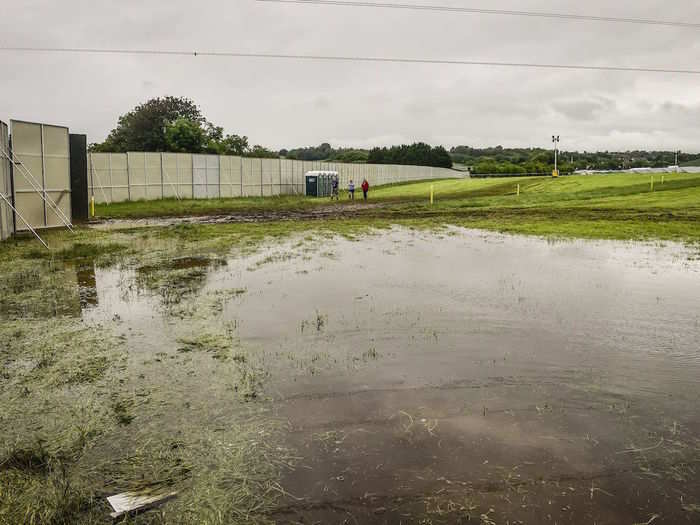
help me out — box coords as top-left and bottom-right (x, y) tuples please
(552, 135), (560, 177)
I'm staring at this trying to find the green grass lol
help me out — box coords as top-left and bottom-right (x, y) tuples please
(97, 195), (318, 219)
(91, 172), (700, 243)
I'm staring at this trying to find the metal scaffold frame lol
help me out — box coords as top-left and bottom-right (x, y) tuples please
(0, 143), (74, 232)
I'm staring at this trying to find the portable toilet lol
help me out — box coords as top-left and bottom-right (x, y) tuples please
(305, 172), (319, 196)
(319, 173), (328, 197)
(305, 171), (338, 197)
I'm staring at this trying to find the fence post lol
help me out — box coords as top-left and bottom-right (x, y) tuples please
(125, 153), (131, 202)
(142, 153), (148, 200)
(108, 152), (113, 205)
(160, 152), (164, 200)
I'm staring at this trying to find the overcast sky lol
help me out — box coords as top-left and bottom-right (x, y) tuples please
(2, 0), (700, 152)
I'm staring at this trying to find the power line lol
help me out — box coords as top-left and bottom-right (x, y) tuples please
(1, 47), (699, 75)
(256, 0), (700, 29)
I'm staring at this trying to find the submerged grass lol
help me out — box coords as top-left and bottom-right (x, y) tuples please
(0, 231), (294, 523)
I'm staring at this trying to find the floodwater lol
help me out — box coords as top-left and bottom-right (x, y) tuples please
(78, 228), (700, 524)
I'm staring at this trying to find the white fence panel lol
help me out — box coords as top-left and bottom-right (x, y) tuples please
(11, 121), (71, 231)
(193, 154), (207, 199)
(242, 157), (260, 197)
(86, 153), (466, 203)
(220, 155), (243, 198)
(161, 153), (188, 199)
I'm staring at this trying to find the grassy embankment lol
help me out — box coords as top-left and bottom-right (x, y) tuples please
(94, 172), (700, 242)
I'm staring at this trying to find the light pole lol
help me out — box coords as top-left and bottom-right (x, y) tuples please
(676, 150), (680, 172)
(552, 135), (560, 177)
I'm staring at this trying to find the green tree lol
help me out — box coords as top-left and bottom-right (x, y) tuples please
(219, 134), (250, 156)
(93, 96), (204, 152)
(246, 145), (278, 159)
(164, 118), (207, 153)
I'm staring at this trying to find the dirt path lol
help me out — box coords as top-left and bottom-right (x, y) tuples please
(89, 202), (388, 230)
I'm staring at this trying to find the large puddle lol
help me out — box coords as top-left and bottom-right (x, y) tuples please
(76, 228), (700, 523)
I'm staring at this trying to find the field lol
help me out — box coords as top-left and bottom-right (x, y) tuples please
(1, 172), (700, 524)
(97, 172), (700, 242)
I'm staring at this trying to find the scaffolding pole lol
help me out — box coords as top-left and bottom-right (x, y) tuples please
(0, 145), (74, 232)
(90, 154), (110, 204)
(160, 154), (181, 201)
(0, 191), (49, 249)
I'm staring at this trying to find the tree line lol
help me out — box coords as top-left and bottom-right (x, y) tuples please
(281, 143), (369, 163)
(89, 97), (698, 172)
(367, 143), (453, 168)
(89, 97), (455, 168)
(450, 145), (700, 174)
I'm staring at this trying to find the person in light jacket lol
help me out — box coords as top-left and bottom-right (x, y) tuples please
(348, 180), (355, 200)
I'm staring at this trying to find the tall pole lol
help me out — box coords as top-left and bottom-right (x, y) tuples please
(552, 135), (560, 177)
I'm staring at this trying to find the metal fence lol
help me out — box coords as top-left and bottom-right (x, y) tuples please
(0, 121), (11, 241)
(88, 152), (466, 204)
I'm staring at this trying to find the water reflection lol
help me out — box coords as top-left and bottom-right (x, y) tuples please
(76, 264), (98, 310)
(61, 228), (700, 524)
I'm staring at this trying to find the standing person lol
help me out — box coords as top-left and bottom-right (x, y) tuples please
(361, 178), (369, 201)
(348, 179), (355, 200)
(331, 175), (339, 200)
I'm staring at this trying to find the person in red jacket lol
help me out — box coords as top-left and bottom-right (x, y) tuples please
(361, 178), (370, 201)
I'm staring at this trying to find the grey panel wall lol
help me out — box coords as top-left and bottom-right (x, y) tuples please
(193, 154), (220, 199)
(88, 152), (466, 204)
(241, 157), (260, 197)
(11, 121), (71, 231)
(220, 155), (242, 198)
(0, 121), (12, 240)
(126, 152), (162, 201)
(162, 153), (194, 199)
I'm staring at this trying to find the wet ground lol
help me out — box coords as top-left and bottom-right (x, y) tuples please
(91, 202), (386, 230)
(65, 229), (700, 523)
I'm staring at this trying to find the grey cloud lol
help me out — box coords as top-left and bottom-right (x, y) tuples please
(552, 98), (616, 121)
(1, 0), (700, 152)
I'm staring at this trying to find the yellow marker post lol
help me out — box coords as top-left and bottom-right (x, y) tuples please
(517, 184), (520, 196)
(91, 196), (95, 218)
(552, 169), (559, 178)
(661, 175), (665, 185)
(650, 176), (654, 192)
(430, 184), (434, 205)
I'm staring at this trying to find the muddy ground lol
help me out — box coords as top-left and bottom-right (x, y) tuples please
(2, 227), (699, 524)
(91, 203), (388, 230)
